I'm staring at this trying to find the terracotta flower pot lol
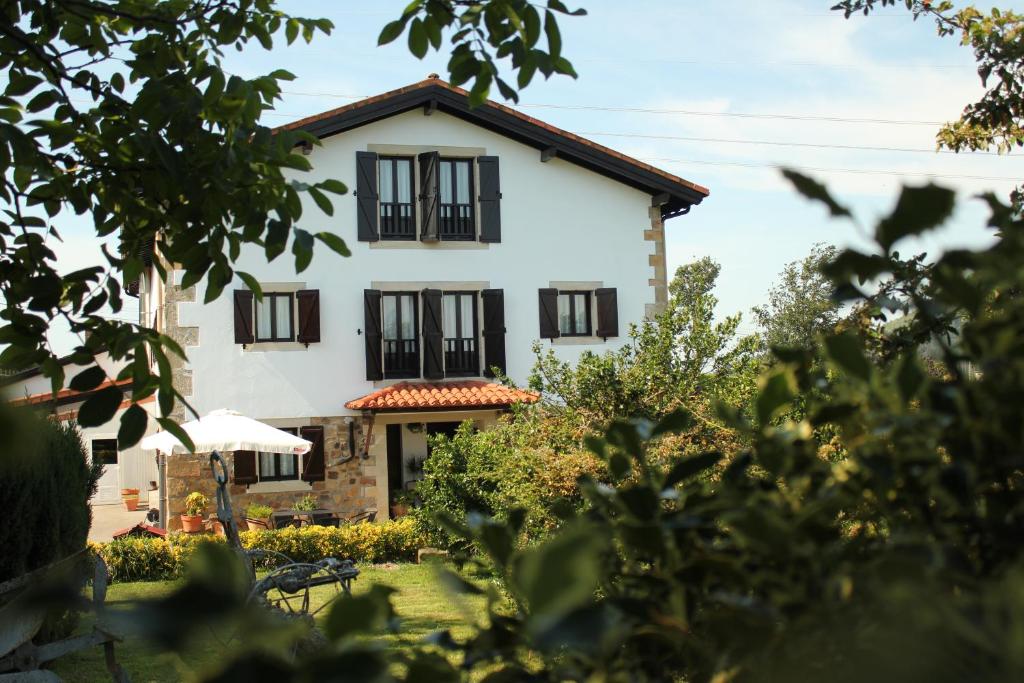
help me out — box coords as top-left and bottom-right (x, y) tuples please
(180, 514), (204, 533)
(245, 517), (269, 531)
(123, 498), (139, 511)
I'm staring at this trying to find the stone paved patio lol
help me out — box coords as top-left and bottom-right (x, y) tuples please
(89, 503), (150, 542)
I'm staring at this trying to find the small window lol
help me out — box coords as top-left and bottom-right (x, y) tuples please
(258, 427), (299, 482)
(558, 291), (592, 336)
(379, 157), (415, 240)
(439, 158), (474, 241)
(91, 439), (118, 466)
(383, 292), (419, 378)
(443, 291), (478, 375)
(255, 292), (294, 342)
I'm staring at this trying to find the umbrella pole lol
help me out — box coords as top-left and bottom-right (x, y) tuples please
(157, 452), (168, 530)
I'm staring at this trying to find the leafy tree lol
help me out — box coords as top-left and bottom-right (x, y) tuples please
(752, 243), (840, 352)
(0, 0), (583, 448)
(834, 0), (1024, 204)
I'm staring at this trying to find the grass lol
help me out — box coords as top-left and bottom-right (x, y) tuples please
(50, 562), (490, 682)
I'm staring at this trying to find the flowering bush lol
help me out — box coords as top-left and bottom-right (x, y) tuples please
(93, 518), (424, 583)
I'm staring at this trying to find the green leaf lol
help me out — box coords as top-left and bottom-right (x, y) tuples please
(781, 169), (852, 218)
(378, 19), (406, 45)
(308, 186), (333, 216)
(756, 369), (795, 425)
(69, 365), (106, 392)
(897, 353), (925, 402)
(118, 403), (149, 449)
(875, 183), (955, 252)
(515, 523), (605, 619)
(291, 228), (314, 273)
(77, 385), (124, 428)
(651, 408), (692, 438)
(663, 452), (722, 488)
(824, 333), (872, 382)
(323, 584), (398, 640)
(408, 18), (428, 58)
(235, 271), (263, 300)
(317, 178), (347, 195)
(156, 417), (195, 453)
(315, 231), (351, 257)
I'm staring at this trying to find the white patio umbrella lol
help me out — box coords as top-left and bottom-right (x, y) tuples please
(141, 409), (312, 455)
(142, 409), (312, 529)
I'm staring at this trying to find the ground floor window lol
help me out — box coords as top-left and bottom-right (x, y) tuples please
(258, 427), (299, 481)
(91, 439), (119, 466)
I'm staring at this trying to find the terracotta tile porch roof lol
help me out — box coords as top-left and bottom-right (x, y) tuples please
(345, 381), (539, 412)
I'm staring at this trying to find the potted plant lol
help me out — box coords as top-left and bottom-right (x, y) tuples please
(293, 494), (319, 512)
(120, 488), (140, 511)
(180, 491), (207, 533)
(244, 503), (273, 531)
(390, 489), (415, 518)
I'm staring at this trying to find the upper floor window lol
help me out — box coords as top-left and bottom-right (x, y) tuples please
(557, 291), (592, 337)
(439, 158), (474, 241)
(443, 291), (478, 375)
(383, 292), (419, 378)
(379, 157), (415, 240)
(255, 293), (295, 342)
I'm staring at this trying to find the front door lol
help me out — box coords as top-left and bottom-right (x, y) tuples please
(91, 438), (120, 504)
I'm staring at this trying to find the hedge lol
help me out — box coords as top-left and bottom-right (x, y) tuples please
(93, 517), (425, 583)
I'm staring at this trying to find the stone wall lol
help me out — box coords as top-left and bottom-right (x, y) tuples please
(165, 415), (378, 529)
(645, 205), (669, 319)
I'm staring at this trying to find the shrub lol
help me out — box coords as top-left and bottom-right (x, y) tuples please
(92, 518), (425, 582)
(293, 493), (318, 512)
(183, 491), (207, 517)
(245, 503), (272, 519)
(0, 415), (101, 582)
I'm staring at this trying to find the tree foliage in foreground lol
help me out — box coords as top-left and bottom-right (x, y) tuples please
(0, 0), (583, 449)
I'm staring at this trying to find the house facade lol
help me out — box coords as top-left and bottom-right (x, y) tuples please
(140, 77), (708, 527)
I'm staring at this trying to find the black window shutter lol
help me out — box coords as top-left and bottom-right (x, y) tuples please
(477, 156), (501, 243)
(356, 151), (379, 242)
(300, 425), (325, 482)
(421, 288), (444, 379)
(233, 290), (254, 344)
(296, 289), (320, 344)
(481, 289), (506, 377)
(418, 152), (440, 242)
(363, 289), (383, 381)
(538, 288), (560, 339)
(233, 450), (256, 484)
(595, 288), (619, 339)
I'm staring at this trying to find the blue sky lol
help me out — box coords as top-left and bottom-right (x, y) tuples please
(47, 0), (1024, 350)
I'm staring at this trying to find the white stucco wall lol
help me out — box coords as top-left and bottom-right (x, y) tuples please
(173, 109), (659, 419)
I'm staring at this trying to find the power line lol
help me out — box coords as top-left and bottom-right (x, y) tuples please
(576, 131), (1003, 156)
(642, 156), (1021, 183)
(272, 89), (947, 126)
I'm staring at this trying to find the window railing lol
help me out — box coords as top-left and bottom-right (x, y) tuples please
(384, 339), (419, 377)
(444, 337), (477, 375)
(380, 202), (415, 239)
(440, 204), (474, 240)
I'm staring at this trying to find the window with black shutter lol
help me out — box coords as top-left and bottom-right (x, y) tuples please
(481, 289), (506, 377)
(477, 156), (501, 243)
(421, 288), (444, 379)
(233, 450), (257, 485)
(442, 291), (478, 376)
(254, 292), (295, 342)
(364, 289), (384, 381)
(296, 289), (320, 344)
(258, 427), (299, 481)
(356, 151), (379, 241)
(300, 425), (325, 483)
(233, 290), (255, 345)
(595, 288), (619, 339)
(382, 292), (419, 378)
(439, 158), (475, 240)
(538, 288), (560, 339)
(418, 152), (440, 241)
(378, 157), (415, 240)
(557, 291), (592, 337)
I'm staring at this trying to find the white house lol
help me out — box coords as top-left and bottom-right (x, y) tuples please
(1, 353), (159, 505)
(134, 76), (710, 525)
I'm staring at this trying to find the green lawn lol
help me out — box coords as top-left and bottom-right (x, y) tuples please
(51, 562), (488, 682)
